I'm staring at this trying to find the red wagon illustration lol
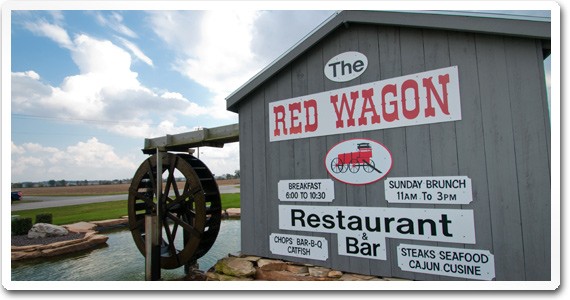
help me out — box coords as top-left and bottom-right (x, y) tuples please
(330, 143), (380, 174)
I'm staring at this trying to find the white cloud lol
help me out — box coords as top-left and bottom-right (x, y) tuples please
(11, 141), (25, 155)
(197, 142), (240, 178)
(12, 70), (40, 80)
(67, 137), (137, 169)
(117, 37), (154, 67)
(146, 11), (203, 57)
(12, 20), (210, 139)
(11, 139), (138, 182)
(94, 11), (138, 38)
(150, 10), (263, 120)
(148, 11), (335, 120)
(25, 21), (73, 49)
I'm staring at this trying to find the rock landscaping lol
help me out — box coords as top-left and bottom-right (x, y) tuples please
(11, 218), (129, 261)
(204, 254), (407, 281)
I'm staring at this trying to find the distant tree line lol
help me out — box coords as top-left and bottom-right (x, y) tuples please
(215, 170), (240, 181)
(11, 178), (132, 188)
(12, 170), (240, 188)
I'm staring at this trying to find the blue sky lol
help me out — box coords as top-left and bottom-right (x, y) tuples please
(4, 2), (554, 183)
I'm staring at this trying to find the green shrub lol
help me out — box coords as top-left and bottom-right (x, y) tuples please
(35, 213), (53, 224)
(12, 217), (33, 235)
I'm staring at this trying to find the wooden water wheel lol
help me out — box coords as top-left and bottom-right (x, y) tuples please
(127, 153), (222, 269)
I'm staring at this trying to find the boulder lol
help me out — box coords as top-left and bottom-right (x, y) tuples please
(214, 257), (256, 278)
(41, 234), (108, 257)
(92, 218), (128, 227)
(64, 222), (97, 233)
(12, 233), (108, 261)
(225, 208), (241, 218)
(286, 264), (309, 274)
(241, 255), (261, 262)
(327, 270), (343, 278)
(255, 269), (334, 281)
(257, 258), (284, 269)
(308, 266), (331, 278)
(27, 223), (68, 239)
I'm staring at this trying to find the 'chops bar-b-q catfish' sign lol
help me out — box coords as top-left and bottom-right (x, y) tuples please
(269, 66), (461, 142)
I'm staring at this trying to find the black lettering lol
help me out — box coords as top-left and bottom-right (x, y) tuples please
(307, 214), (320, 228)
(291, 209), (305, 227)
(418, 218), (437, 236)
(384, 217), (395, 233)
(346, 237), (359, 254)
(347, 216), (362, 231)
(322, 214), (335, 229)
(439, 214), (453, 237)
(365, 216), (382, 232)
(328, 61), (341, 77)
(397, 218), (414, 234)
(336, 210), (346, 230)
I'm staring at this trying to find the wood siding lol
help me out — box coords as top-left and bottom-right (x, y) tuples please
(236, 24), (550, 281)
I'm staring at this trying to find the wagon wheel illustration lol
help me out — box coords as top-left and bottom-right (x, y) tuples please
(348, 159), (360, 173)
(127, 153), (222, 269)
(330, 157), (345, 173)
(363, 159), (376, 173)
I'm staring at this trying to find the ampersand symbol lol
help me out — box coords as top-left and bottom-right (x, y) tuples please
(362, 233), (368, 240)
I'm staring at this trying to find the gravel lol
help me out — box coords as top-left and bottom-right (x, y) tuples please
(11, 232), (86, 247)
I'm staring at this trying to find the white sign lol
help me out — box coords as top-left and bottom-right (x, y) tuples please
(337, 232), (387, 260)
(279, 205), (476, 244)
(385, 176), (473, 204)
(397, 244), (495, 280)
(325, 138), (392, 185)
(324, 51), (368, 82)
(269, 66), (461, 142)
(270, 233), (329, 261)
(278, 179), (335, 202)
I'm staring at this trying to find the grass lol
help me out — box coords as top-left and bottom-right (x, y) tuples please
(12, 193), (241, 226)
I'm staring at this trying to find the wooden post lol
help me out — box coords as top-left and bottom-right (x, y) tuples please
(145, 148), (163, 281)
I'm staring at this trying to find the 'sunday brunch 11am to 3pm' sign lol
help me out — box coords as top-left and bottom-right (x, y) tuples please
(269, 66), (461, 142)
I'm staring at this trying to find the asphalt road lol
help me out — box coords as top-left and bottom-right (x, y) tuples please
(11, 185), (240, 212)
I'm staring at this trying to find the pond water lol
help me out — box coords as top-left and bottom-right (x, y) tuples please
(11, 220), (241, 281)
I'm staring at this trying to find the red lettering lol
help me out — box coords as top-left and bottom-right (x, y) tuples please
(381, 84), (399, 122)
(401, 79), (420, 119)
(273, 105), (287, 136)
(303, 99), (318, 133)
(358, 88), (380, 126)
(289, 102), (302, 134)
(423, 74), (450, 117)
(330, 92), (358, 128)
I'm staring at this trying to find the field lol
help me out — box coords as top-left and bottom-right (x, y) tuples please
(17, 179), (240, 196)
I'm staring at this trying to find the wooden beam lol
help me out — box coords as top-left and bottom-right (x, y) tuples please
(142, 123), (239, 154)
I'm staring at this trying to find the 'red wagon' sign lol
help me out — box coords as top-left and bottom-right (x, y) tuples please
(325, 138), (392, 185)
(269, 66), (461, 142)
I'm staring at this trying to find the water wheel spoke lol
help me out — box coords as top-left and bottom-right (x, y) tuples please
(171, 176), (181, 199)
(163, 157), (177, 199)
(161, 219), (179, 257)
(145, 160), (157, 192)
(166, 185), (201, 211)
(135, 193), (157, 210)
(171, 219), (180, 238)
(181, 204), (197, 219)
(129, 217), (145, 231)
(166, 211), (201, 238)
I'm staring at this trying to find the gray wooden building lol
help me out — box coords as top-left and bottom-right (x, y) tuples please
(226, 10), (551, 281)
